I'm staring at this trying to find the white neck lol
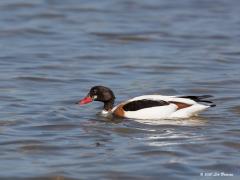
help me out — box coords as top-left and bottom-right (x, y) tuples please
(101, 110), (111, 116)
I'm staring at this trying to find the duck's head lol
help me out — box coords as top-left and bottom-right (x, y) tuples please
(78, 86), (115, 111)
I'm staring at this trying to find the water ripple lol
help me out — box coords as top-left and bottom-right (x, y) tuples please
(0, 0), (240, 179)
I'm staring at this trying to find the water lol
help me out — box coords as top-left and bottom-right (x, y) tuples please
(0, 0), (240, 179)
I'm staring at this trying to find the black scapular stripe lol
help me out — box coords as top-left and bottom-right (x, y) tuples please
(123, 99), (170, 111)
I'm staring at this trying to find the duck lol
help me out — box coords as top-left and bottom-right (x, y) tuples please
(77, 86), (215, 120)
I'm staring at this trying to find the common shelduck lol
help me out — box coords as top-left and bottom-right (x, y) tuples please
(78, 86), (215, 119)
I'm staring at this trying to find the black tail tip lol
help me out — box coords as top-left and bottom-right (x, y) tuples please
(210, 104), (216, 107)
(200, 95), (214, 99)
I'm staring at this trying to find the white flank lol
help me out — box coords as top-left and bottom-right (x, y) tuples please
(169, 104), (209, 118)
(123, 104), (177, 119)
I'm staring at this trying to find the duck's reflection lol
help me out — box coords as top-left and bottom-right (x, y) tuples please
(131, 117), (208, 147)
(83, 115), (209, 148)
(108, 115), (208, 126)
(131, 116), (208, 126)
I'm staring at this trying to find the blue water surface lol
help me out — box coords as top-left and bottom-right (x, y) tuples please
(0, 0), (240, 179)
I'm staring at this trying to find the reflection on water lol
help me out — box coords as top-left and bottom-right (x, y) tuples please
(139, 129), (206, 147)
(131, 116), (208, 126)
(1, 0), (240, 179)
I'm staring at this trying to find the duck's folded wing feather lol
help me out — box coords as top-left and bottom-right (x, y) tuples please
(122, 99), (170, 111)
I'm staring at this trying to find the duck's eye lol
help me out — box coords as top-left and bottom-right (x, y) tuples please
(93, 89), (97, 94)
